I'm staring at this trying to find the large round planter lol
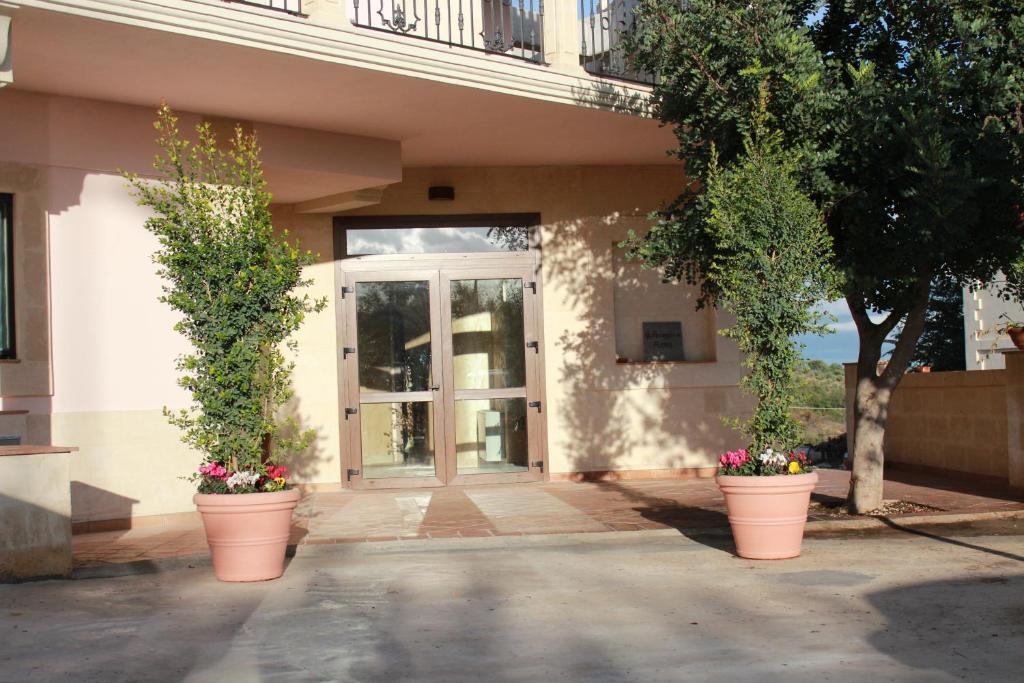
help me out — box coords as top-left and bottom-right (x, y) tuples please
(1006, 326), (1024, 351)
(716, 472), (818, 560)
(194, 488), (300, 582)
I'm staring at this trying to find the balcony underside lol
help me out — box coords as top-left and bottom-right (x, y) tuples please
(8, 5), (678, 169)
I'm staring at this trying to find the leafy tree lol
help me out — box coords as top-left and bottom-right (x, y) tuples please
(704, 95), (837, 453)
(126, 106), (326, 486)
(792, 359), (845, 409)
(904, 275), (966, 372)
(623, 0), (1024, 511)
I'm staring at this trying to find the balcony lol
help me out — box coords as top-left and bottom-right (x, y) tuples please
(215, 1), (660, 85)
(226, 0), (305, 15)
(578, 0), (655, 84)
(350, 0), (545, 64)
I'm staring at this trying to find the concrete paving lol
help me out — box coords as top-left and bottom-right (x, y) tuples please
(71, 468), (1024, 570)
(4, 524), (1023, 682)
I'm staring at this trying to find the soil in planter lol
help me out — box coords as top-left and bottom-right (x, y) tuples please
(809, 499), (945, 518)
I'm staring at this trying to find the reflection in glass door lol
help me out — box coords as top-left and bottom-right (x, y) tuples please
(345, 273), (445, 486)
(442, 271), (542, 485)
(447, 278), (530, 478)
(343, 267), (543, 488)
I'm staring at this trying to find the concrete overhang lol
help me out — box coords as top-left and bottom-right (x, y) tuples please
(3, 2), (678, 168)
(0, 88), (401, 203)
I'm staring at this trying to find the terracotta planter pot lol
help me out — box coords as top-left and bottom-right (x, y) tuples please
(194, 488), (300, 582)
(716, 472), (818, 560)
(1007, 326), (1024, 351)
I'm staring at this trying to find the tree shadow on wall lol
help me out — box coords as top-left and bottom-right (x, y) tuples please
(538, 214), (745, 552)
(276, 394), (331, 547)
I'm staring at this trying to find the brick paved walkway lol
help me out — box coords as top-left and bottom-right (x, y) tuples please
(72, 469), (1024, 569)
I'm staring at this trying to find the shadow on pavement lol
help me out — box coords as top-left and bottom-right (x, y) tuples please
(866, 574), (1024, 680)
(594, 480), (736, 554)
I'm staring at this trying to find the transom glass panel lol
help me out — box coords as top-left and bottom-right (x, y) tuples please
(346, 226), (529, 255)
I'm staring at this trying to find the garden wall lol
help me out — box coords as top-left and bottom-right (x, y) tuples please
(845, 352), (1024, 490)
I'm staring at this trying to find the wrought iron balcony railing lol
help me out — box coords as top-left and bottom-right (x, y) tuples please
(579, 0), (655, 84)
(351, 1), (545, 63)
(226, 0), (304, 15)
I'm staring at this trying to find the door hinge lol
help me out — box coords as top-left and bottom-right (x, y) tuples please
(528, 400), (542, 412)
(344, 407), (358, 420)
(346, 468), (360, 481)
(341, 286), (354, 299)
(525, 281), (537, 294)
(343, 346), (356, 359)
(531, 460), (544, 472)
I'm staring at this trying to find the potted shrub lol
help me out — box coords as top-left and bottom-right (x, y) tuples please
(996, 315), (1024, 351)
(701, 93), (835, 559)
(127, 107), (325, 582)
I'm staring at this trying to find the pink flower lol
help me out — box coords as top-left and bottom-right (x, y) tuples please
(719, 449), (749, 469)
(199, 463), (228, 479)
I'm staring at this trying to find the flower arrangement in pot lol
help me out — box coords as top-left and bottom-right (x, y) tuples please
(701, 93), (837, 559)
(996, 314), (1024, 351)
(127, 106), (325, 582)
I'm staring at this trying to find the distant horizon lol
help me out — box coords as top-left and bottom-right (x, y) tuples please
(795, 299), (865, 365)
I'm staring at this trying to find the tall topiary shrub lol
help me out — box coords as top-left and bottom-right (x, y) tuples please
(126, 106), (325, 493)
(704, 94), (837, 455)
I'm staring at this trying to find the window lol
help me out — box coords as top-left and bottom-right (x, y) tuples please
(0, 193), (13, 359)
(346, 226), (529, 256)
(336, 214), (538, 257)
(612, 245), (715, 364)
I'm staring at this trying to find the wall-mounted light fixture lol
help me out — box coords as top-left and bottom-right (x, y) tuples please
(428, 185), (455, 201)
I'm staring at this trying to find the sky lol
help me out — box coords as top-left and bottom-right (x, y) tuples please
(795, 299), (863, 365)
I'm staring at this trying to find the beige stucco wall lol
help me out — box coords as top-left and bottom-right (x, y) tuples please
(326, 166), (748, 476)
(0, 161), (50, 397)
(0, 451), (73, 580)
(845, 365), (1010, 480)
(2, 87), (745, 522)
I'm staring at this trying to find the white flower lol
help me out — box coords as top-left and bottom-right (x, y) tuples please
(758, 449), (787, 469)
(226, 470), (260, 490)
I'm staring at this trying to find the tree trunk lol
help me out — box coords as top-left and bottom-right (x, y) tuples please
(845, 279), (932, 514)
(849, 373), (890, 512)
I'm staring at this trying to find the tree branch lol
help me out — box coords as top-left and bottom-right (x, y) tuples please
(881, 276), (932, 385)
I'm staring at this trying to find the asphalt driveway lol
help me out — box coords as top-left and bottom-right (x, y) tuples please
(4, 523), (1023, 682)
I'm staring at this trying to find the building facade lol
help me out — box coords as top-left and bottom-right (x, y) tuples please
(0, 0), (746, 527)
(964, 275), (1024, 371)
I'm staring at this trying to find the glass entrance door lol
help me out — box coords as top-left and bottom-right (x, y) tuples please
(343, 271), (446, 488)
(342, 266), (543, 488)
(441, 271), (543, 485)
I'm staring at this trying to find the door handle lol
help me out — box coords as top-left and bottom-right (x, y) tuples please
(526, 341), (539, 353)
(431, 385), (440, 391)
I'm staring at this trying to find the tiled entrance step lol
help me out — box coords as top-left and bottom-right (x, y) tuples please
(73, 469), (1024, 568)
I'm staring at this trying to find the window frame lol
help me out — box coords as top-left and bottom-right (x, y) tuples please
(0, 193), (14, 359)
(332, 213), (541, 260)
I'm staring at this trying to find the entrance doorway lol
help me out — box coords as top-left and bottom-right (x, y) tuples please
(334, 216), (546, 489)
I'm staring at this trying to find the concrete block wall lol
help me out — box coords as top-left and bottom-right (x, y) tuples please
(845, 352), (1024, 490)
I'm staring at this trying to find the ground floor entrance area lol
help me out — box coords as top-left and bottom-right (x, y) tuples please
(335, 217), (546, 489)
(70, 469), (1024, 561)
(19, 504), (1024, 683)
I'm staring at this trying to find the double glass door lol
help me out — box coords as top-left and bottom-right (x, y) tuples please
(341, 267), (544, 488)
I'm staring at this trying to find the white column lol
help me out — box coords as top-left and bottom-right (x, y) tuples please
(544, 0), (583, 74)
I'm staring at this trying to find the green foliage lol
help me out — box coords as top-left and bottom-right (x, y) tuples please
(791, 359), (845, 409)
(704, 98), (837, 452)
(623, 0), (1024, 347)
(125, 106), (326, 478)
(908, 275), (966, 372)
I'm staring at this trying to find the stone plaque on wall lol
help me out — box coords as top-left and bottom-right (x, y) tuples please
(643, 321), (684, 361)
